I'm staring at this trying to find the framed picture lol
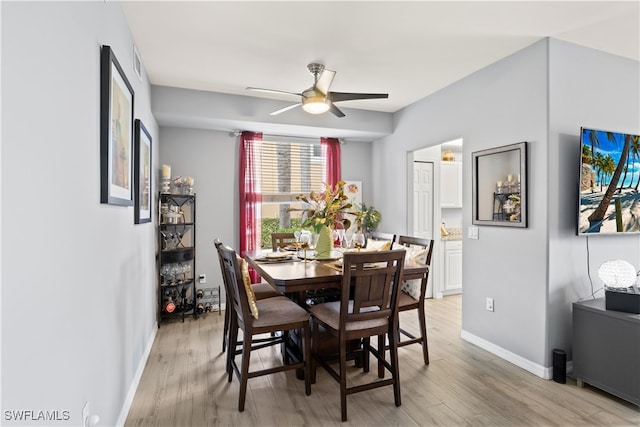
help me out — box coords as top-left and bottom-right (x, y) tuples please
(343, 180), (362, 235)
(134, 119), (152, 224)
(472, 141), (528, 227)
(100, 45), (135, 206)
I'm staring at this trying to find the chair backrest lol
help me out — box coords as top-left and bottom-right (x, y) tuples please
(339, 250), (406, 327)
(396, 235), (434, 267)
(366, 231), (396, 250)
(396, 235), (435, 300)
(215, 238), (231, 299)
(217, 243), (252, 328)
(271, 232), (296, 251)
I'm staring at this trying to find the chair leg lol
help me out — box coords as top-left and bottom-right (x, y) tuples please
(389, 326), (402, 407)
(238, 333), (253, 412)
(378, 334), (385, 378)
(363, 337), (370, 373)
(310, 320), (318, 384)
(417, 305), (429, 365)
(227, 316), (238, 382)
(283, 330), (290, 365)
(302, 322), (311, 396)
(222, 306), (230, 353)
(339, 337), (348, 422)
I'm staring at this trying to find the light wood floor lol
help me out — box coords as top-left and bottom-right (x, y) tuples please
(125, 295), (639, 426)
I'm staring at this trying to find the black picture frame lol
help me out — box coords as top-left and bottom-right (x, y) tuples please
(472, 141), (528, 228)
(100, 45), (135, 206)
(134, 119), (152, 224)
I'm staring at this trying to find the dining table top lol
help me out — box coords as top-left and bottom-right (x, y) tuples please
(244, 249), (429, 294)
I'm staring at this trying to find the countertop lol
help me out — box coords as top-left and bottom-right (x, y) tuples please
(441, 227), (462, 241)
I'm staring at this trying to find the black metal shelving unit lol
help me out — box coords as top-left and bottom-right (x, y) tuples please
(158, 193), (197, 325)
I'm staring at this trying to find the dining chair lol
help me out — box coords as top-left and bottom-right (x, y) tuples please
(217, 243), (312, 411)
(394, 235), (434, 365)
(214, 239), (283, 354)
(366, 231), (396, 250)
(309, 249), (405, 422)
(271, 232), (297, 251)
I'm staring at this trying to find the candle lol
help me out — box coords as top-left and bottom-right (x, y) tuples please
(162, 164), (171, 179)
(497, 181), (503, 187)
(507, 174), (513, 182)
(517, 173), (521, 182)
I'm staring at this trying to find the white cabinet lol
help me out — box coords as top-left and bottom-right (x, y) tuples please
(443, 240), (462, 294)
(440, 162), (462, 208)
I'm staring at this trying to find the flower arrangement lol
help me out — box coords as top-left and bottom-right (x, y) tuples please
(291, 181), (354, 233)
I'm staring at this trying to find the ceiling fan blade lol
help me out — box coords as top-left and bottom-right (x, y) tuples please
(246, 87), (301, 97)
(270, 103), (301, 116)
(329, 103), (345, 118)
(315, 69), (336, 95)
(329, 92), (389, 103)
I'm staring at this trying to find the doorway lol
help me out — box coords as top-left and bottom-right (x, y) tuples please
(408, 139), (463, 299)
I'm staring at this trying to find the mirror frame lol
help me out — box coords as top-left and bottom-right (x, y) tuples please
(472, 141), (528, 228)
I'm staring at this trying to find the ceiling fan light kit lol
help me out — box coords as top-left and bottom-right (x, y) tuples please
(302, 89), (331, 114)
(246, 63), (388, 117)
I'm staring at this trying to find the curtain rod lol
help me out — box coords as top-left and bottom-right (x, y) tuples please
(230, 130), (345, 144)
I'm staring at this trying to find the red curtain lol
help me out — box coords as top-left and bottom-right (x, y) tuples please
(239, 131), (262, 283)
(321, 137), (341, 186)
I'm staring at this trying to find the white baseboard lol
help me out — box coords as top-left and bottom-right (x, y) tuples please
(116, 323), (158, 426)
(460, 329), (552, 379)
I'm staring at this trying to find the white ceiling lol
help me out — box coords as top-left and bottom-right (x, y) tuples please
(121, 1), (639, 115)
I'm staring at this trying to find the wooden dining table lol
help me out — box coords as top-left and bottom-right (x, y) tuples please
(244, 249), (429, 297)
(244, 249), (430, 378)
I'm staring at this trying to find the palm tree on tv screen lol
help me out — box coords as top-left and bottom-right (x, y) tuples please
(588, 133), (635, 225)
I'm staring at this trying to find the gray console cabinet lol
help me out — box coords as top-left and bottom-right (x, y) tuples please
(572, 298), (639, 406)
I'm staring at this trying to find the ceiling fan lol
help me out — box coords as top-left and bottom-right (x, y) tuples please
(246, 63), (388, 118)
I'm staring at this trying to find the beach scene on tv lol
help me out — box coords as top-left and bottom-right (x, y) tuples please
(579, 128), (640, 234)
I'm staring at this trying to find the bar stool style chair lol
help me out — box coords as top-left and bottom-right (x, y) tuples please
(218, 243), (312, 411)
(366, 231), (396, 250)
(271, 232), (297, 251)
(214, 239), (282, 353)
(309, 250), (405, 422)
(394, 235), (434, 365)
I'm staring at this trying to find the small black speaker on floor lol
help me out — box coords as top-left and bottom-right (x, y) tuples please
(552, 349), (566, 384)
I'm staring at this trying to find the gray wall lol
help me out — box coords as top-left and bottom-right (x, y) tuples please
(371, 38), (639, 375)
(547, 39), (640, 358)
(2, 2), (158, 425)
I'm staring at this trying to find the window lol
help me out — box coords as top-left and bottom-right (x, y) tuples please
(250, 138), (327, 248)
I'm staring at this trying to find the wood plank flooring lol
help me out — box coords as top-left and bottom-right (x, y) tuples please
(125, 295), (639, 426)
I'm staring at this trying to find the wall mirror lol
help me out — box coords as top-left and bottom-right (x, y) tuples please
(472, 141), (528, 228)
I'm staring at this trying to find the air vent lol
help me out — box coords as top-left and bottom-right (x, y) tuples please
(133, 45), (142, 80)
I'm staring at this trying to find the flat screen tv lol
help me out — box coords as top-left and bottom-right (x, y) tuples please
(579, 127), (640, 235)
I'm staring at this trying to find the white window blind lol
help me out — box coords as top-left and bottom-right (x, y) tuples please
(258, 139), (326, 204)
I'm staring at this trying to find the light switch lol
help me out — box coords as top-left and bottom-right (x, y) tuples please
(468, 226), (479, 240)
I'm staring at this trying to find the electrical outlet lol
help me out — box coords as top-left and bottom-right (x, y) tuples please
(486, 297), (494, 312)
(82, 402), (90, 427)
(468, 226), (479, 240)
(199, 274), (206, 284)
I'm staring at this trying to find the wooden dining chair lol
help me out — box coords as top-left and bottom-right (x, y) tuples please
(309, 249), (405, 422)
(366, 231), (396, 250)
(271, 232), (296, 251)
(218, 243), (312, 411)
(394, 235), (434, 365)
(214, 239), (282, 354)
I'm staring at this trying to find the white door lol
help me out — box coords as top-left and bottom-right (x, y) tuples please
(413, 161), (434, 297)
(413, 161), (434, 239)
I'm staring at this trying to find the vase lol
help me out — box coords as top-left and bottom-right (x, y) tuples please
(315, 226), (334, 258)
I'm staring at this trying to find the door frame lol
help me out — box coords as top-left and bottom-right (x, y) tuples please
(407, 150), (442, 298)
